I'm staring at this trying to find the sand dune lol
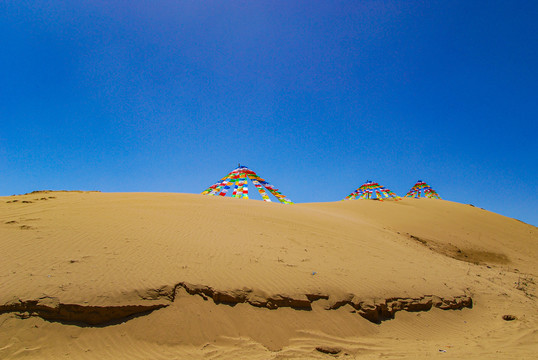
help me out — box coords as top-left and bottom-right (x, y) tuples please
(1, 191), (536, 359)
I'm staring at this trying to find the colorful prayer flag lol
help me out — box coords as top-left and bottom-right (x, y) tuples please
(202, 165), (293, 204)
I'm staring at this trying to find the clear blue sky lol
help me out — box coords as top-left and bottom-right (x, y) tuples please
(1, 1), (537, 225)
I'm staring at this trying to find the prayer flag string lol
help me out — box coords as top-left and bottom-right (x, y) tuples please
(343, 180), (401, 201)
(405, 180), (441, 199)
(202, 165), (293, 204)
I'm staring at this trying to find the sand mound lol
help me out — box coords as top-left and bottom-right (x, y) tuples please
(1, 192), (536, 358)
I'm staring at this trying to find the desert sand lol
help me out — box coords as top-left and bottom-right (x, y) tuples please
(0, 191), (537, 359)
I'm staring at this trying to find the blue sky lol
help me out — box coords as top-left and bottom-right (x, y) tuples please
(1, 1), (537, 225)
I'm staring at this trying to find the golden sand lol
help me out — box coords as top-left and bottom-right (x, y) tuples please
(1, 191), (536, 359)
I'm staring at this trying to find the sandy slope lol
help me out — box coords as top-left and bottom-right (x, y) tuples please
(0, 191), (536, 359)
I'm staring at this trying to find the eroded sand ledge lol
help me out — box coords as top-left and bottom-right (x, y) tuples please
(1, 282), (472, 325)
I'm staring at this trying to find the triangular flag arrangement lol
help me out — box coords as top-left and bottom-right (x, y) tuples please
(201, 165), (293, 204)
(405, 180), (441, 199)
(343, 180), (401, 201)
